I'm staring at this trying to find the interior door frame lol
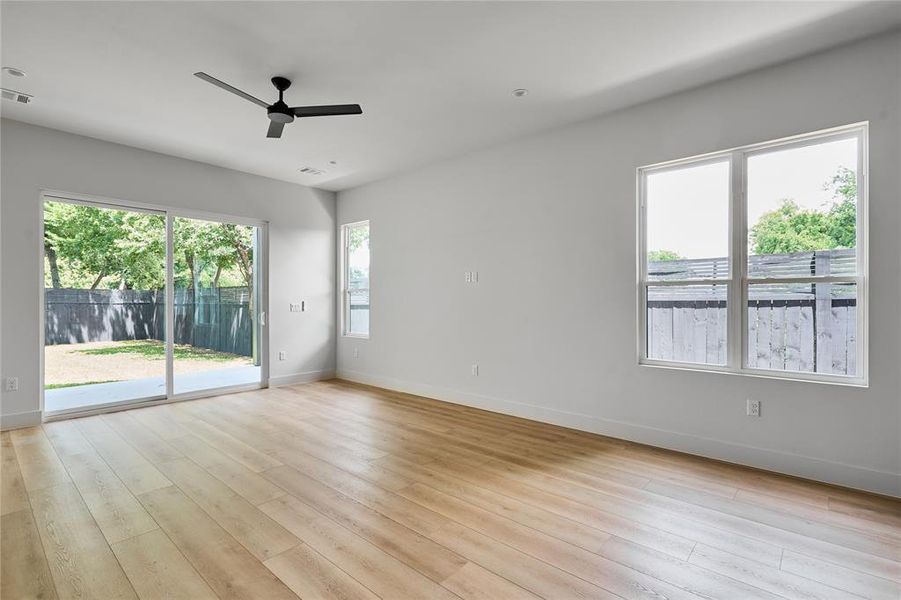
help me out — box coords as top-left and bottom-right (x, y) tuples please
(39, 189), (269, 420)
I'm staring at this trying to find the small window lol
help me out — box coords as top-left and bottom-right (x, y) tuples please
(639, 124), (867, 384)
(342, 221), (370, 337)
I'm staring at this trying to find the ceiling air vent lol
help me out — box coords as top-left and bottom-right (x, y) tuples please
(298, 166), (325, 176)
(1, 88), (32, 103)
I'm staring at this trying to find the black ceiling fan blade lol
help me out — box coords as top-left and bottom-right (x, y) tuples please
(194, 72), (269, 108)
(267, 121), (285, 138)
(291, 104), (362, 118)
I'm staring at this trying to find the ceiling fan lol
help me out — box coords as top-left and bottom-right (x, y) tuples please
(194, 72), (362, 138)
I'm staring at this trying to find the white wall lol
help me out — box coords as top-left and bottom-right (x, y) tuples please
(337, 33), (901, 496)
(1, 119), (337, 427)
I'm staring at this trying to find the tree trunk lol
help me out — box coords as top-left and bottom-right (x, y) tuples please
(90, 271), (105, 290)
(213, 265), (222, 287)
(45, 245), (62, 288)
(233, 244), (253, 292)
(185, 251), (195, 288)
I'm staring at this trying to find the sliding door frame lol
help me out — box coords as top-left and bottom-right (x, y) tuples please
(39, 190), (269, 421)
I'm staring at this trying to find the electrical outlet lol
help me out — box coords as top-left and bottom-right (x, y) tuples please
(278, 351), (287, 361)
(353, 348), (360, 358)
(464, 271), (471, 283)
(472, 271), (478, 283)
(289, 302), (303, 312)
(471, 364), (479, 376)
(747, 398), (760, 417)
(3, 377), (18, 392)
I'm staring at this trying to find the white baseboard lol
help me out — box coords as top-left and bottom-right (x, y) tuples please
(337, 369), (900, 498)
(270, 369), (335, 388)
(0, 410), (42, 431)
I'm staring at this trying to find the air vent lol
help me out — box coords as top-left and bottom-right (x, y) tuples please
(1, 88), (32, 103)
(298, 166), (325, 176)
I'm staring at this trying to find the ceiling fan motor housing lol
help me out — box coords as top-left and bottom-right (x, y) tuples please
(267, 102), (294, 123)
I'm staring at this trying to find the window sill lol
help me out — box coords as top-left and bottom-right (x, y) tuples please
(638, 359), (868, 388)
(342, 333), (370, 340)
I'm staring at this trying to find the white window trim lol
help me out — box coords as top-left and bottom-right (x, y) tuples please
(637, 123), (868, 386)
(341, 220), (370, 339)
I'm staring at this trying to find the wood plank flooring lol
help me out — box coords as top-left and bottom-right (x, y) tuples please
(2, 380), (899, 599)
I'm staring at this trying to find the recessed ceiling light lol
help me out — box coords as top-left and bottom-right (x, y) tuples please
(2, 67), (26, 77)
(512, 88), (528, 98)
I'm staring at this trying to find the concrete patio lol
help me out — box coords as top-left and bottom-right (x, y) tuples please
(44, 365), (262, 413)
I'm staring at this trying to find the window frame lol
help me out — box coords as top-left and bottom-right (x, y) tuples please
(637, 123), (868, 386)
(341, 220), (370, 339)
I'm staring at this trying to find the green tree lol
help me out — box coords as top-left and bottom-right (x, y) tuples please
(647, 249), (684, 262)
(172, 219), (253, 290)
(749, 200), (832, 254)
(44, 203), (253, 291)
(347, 224), (368, 252)
(824, 167), (857, 248)
(749, 167), (856, 255)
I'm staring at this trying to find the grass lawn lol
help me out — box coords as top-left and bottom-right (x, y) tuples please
(44, 339), (253, 388)
(45, 381), (117, 390)
(75, 339), (243, 362)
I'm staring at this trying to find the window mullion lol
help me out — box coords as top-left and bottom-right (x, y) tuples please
(730, 150), (746, 371)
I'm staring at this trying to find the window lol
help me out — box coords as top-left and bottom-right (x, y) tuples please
(342, 221), (370, 337)
(639, 124), (867, 384)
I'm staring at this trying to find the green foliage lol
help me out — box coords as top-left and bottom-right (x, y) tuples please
(173, 219), (254, 289)
(749, 200), (832, 254)
(43, 203), (165, 289)
(824, 167), (857, 249)
(647, 249), (684, 262)
(347, 223), (369, 252)
(749, 167), (857, 255)
(44, 203), (255, 291)
(346, 223), (370, 286)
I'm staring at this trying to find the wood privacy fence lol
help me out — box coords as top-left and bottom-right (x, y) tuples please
(44, 287), (254, 357)
(646, 249), (857, 375)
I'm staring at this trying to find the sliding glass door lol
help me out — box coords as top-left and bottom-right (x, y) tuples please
(172, 216), (263, 395)
(43, 196), (266, 415)
(43, 200), (168, 411)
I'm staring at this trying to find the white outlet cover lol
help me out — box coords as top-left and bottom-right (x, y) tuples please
(747, 399), (760, 417)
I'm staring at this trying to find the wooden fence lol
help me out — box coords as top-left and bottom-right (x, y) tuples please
(646, 249), (857, 375)
(44, 287), (254, 357)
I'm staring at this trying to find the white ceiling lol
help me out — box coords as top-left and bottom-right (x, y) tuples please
(2, 2), (899, 192)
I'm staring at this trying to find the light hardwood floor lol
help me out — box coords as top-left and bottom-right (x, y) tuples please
(2, 380), (899, 599)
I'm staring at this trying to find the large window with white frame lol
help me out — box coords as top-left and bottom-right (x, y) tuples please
(638, 124), (867, 384)
(342, 220), (370, 337)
